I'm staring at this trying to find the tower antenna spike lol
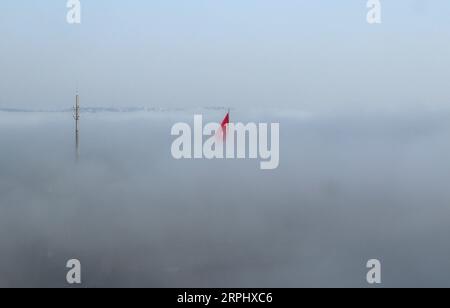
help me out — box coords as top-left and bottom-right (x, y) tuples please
(74, 91), (80, 162)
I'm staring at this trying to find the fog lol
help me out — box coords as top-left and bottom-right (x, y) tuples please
(1, 109), (450, 287)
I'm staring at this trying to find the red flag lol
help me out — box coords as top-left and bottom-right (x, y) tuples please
(220, 111), (229, 142)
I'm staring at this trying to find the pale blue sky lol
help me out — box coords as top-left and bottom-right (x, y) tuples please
(1, 1), (449, 110)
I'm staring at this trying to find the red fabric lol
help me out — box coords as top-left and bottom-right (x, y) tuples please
(221, 112), (229, 141)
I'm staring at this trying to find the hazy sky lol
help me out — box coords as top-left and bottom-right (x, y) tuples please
(1, 1), (450, 110)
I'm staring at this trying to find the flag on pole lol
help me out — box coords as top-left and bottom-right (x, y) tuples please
(220, 110), (230, 142)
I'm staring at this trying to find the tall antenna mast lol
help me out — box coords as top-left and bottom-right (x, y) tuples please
(74, 91), (80, 162)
